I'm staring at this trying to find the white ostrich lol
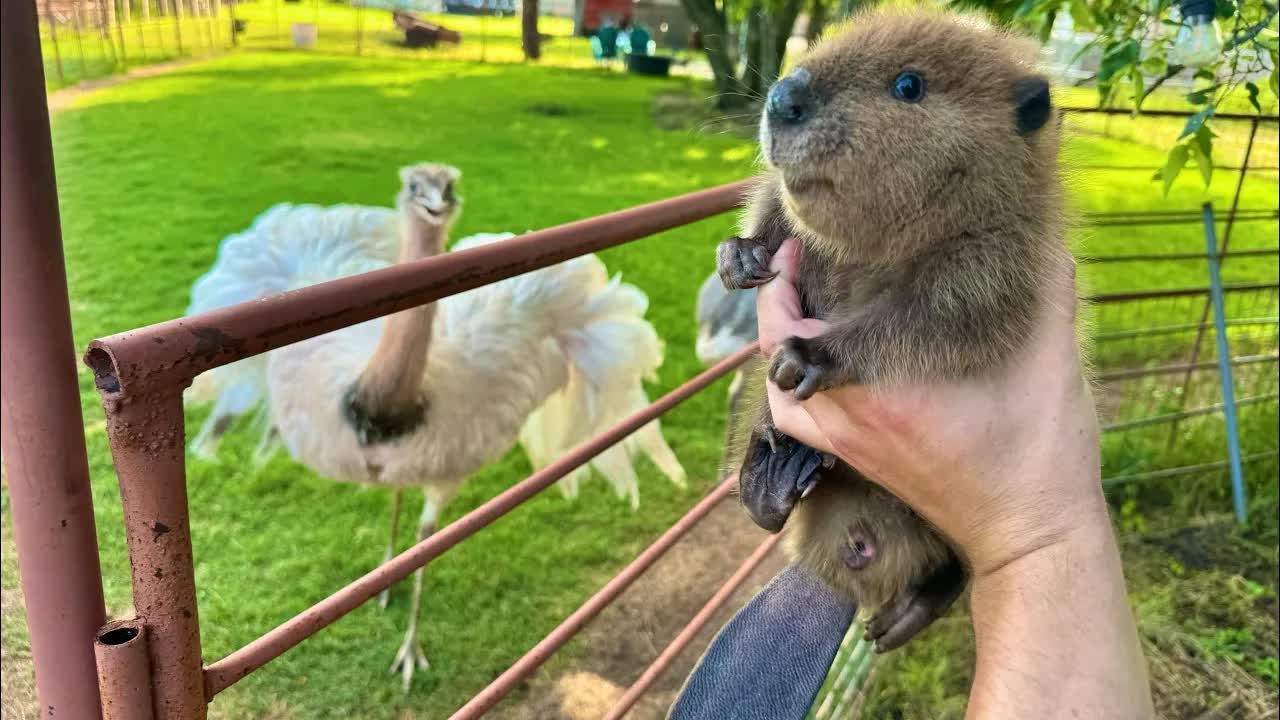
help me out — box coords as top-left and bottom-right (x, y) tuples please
(185, 163), (687, 687)
(694, 270), (759, 466)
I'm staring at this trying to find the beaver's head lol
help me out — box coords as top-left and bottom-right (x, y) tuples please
(761, 8), (1060, 264)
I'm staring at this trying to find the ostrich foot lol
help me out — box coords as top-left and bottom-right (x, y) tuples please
(389, 631), (430, 691)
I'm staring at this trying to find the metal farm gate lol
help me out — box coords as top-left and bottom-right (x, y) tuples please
(4, 0), (1278, 717)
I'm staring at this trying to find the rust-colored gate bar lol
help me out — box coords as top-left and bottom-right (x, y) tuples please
(95, 620), (156, 720)
(203, 344), (759, 696)
(97, 388), (206, 719)
(85, 179), (753, 396)
(603, 533), (783, 720)
(1, 2), (108, 718)
(450, 476), (740, 720)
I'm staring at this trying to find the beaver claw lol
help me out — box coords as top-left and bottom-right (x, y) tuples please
(717, 236), (777, 290)
(739, 428), (835, 532)
(865, 557), (965, 652)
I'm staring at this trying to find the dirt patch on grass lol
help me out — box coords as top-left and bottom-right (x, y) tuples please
(46, 59), (199, 114)
(494, 498), (787, 720)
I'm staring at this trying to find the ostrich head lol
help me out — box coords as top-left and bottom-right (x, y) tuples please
(397, 163), (461, 225)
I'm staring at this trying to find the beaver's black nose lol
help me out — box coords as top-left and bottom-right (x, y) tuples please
(766, 72), (815, 126)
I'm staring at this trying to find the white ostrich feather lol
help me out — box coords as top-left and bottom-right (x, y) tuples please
(185, 203), (685, 507)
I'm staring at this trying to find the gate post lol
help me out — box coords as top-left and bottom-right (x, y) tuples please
(1, 1), (108, 717)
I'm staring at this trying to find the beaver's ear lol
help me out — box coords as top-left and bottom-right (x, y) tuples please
(1013, 76), (1051, 135)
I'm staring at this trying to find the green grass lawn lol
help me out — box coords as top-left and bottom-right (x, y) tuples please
(3, 48), (1277, 718)
(26, 51), (761, 719)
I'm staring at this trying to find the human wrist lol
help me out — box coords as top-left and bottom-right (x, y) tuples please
(961, 475), (1108, 578)
(965, 498), (1152, 719)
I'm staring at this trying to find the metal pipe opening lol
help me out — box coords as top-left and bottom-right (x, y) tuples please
(98, 626), (140, 645)
(84, 346), (121, 394)
(95, 619), (155, 720)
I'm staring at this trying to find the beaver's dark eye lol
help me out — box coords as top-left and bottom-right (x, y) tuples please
(443, 182), (455, 203)
(892, 71), (926, 103)
(408, 181), (421, 194)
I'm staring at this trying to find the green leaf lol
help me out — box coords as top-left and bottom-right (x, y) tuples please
(1098, 39), (1140, 82)
(1012, 0), (1042, 19)
(1038, 8), (1057, 43)
(1188, 129), (1213, 186)
(1185, 90), (1210, 104)
(1195, 68), (1216, 81)
(1271, 65), (1278, 96)
(1215, 0), (1235, 19)
(1158, 143), (1190, 196)
(1178, 104), (1215, 139)
(1246, 81), (1262, 112)
(1068, 0), (1095, 31)
(1192, 122), (1213, 150)
(1131, 65), (1147, 107)
(1141, 53), (1168, 75)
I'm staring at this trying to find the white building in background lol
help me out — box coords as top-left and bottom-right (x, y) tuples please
(358, 0), (446, 13)
(536, 0), (576, 18)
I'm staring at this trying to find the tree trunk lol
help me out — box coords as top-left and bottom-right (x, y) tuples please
(767, 0), (803, 78)
(678, 0), (748, 107)
(806, 0), (827, 43)
(743, 5), (764, 97)
(522, 0), (540, 60)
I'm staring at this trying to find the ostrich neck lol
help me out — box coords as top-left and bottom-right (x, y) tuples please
(352, 206), (447, 416)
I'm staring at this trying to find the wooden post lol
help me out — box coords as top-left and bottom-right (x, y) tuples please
(522, 0), (541, 60)
(354, 0), (364, 54)
(45, 0), (66, 84)
(173, 0), (183, 53)
(115, 0), (129, 64)
(73, 0), (89, 76)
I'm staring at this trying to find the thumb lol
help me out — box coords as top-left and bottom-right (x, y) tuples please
(757, 239), (826, 356)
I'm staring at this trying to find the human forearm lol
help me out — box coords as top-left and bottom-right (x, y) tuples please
(967, 497), (1153, 719)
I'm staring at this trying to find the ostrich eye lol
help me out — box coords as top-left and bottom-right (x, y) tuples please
(443, 182), (455, 203)
(408, 181), (421, 194)
(891, 71), (926, 103)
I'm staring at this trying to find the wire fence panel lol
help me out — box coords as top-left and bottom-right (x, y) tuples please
(39, 0), (233, 90)
(1090, 284), (1279, 512)
(232, 0), (593, 67)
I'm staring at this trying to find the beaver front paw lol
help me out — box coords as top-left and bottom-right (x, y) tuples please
(769, 337), (834, 401)
(717, 236), (777, 290)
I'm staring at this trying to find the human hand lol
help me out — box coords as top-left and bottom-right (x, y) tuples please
(757, 239), (1105, 577)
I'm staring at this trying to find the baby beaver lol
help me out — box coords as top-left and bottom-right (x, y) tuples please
(718, 7), (1067, 652)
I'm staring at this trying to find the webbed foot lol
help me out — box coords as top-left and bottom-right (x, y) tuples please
(865, 556), (965, 652)
(739, 427), (835, 532)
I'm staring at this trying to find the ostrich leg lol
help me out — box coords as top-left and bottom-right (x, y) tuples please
(391, 489), (438, 689)
(377, 488), (404, 609)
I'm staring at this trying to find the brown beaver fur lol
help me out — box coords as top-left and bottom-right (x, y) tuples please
(718, 6), (1068, 652)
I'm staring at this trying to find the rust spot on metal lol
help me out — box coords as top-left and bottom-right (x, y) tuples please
(190, 326), (245, 365)
(151, 521), (170, 542)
